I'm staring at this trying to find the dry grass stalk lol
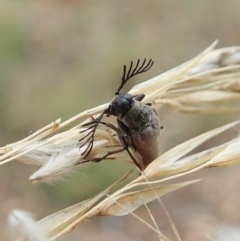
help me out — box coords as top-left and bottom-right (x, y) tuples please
(2, 41), (240, 240)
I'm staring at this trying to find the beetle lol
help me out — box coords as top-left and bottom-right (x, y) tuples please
(79, 59), (162, 170)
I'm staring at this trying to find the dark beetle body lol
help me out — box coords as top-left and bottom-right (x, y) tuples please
(80, 59), (161, 171)
(112, 95), (161, 169)
(127, 103), (161, 169)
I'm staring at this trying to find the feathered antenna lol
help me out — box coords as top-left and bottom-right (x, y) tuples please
(115, 58), (154, 95)
(79, 109), (108, 159)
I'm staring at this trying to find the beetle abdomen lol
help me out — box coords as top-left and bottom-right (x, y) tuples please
(130, 107), (161, 169)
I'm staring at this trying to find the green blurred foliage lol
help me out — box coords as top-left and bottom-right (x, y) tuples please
(0, 0), (240, 240)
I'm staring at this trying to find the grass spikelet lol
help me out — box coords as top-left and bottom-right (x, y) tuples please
(142, 120), (240, 179)
(2, 42), (240, 240)
(1, 41), (240, 171)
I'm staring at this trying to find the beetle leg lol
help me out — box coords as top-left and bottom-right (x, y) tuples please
(116, 119), (142, 170)
(145, 102), (152, 106)
(90, 148), (125, 162)
(98, 120), (129, 150)
(83, 119), (142, 170)
(133, 93), (145, 102)
(125, 148), (142, 170)
(80, 120), (125, 162)
(117, 119), (138, 151)
(134, 94), (153, 107)
(116, 118), (129, 138)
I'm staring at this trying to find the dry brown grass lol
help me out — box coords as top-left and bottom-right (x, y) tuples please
(3, 41), (240, 241)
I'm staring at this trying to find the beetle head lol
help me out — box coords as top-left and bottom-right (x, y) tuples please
(107, 58), (154, 118)
(108, 93), (133, 117)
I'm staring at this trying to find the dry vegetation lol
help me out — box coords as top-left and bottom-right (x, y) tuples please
(2, 42), (240, 241)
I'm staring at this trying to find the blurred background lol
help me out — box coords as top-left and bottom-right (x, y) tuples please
(0, 0), (240, 240)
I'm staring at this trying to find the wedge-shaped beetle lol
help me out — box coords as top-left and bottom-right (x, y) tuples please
(80, 59), (162, 170)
